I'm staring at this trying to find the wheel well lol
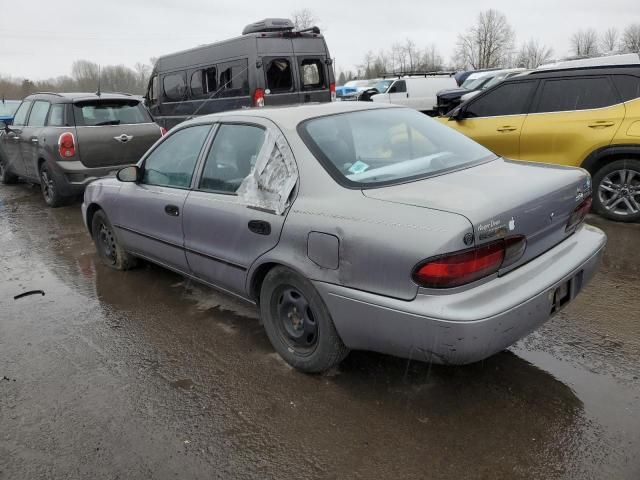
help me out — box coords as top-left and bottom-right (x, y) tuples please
(583, 151), (640, 177)
(85, 203), (102, 236)
(249, 262), (281, 303)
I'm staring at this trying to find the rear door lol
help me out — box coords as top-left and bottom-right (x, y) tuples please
(446, 80), (538, 159)
(0, 100), (31, 177)
(113, 124), (212, 272)
(520, 76), (624, 166)
(20, 100), (50, 179)
(183, 119), (294, 296)
(73, 99), (162, 169)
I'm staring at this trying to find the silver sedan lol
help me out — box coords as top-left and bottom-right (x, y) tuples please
(82, 102), (606, 372)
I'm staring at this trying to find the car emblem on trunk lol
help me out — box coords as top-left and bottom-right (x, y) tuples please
(114, 134), (133, 143)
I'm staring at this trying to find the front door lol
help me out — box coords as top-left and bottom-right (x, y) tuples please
(445, 80), (538, 159)
(519, 76), (624, 166)
(112, 124), (212, 273)
(388, 80), (409, 107)
(1, 100), (32, 177)
(183, 121), (293, 296)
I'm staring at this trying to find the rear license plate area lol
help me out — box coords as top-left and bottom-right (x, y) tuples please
(550, 270), (584, 315)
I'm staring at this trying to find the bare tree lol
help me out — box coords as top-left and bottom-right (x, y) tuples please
(570, 29), (599, 56)
(454, 9), (515, 69)
(515, 39), (554, 68)
(420, 44), (444, 71)
(600, 27), (619, 53)
(71, 60), (100, 91)
(291, 9), (318, 30)
(621, 24), (640, 53)
(403, 38), (418, 71)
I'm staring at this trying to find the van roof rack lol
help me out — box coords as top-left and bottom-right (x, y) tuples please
(31, 91), (64, 97)
(382, 71), (456, 78)
(242, 18), (295, 35)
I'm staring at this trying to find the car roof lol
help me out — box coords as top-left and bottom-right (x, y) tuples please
(181, 101), (398, 130)
(24, 92), (140, 103)
(526, 64), (640, 79)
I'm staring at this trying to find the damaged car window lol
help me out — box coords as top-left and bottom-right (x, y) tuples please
(199, 124), (266, 193)
(300, 107), (495, 187)
(266, 58), (293, 92)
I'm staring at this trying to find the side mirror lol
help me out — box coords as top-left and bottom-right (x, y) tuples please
(448, 106), (465, 121)
(116, 165), (140, 183)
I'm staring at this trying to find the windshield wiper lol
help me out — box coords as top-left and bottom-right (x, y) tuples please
(94, 120), (121, 126)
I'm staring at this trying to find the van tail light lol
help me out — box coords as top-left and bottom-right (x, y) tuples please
(253, 88), (265, 107)
(57, 132), (76, 159)
(412, 236), (527, 288)
(330, 83), (336, 101)
(566, 196), (592, 232)
(159, 127), (167, 136)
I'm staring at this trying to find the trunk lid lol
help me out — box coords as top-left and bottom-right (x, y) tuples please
(362, 158), (591, 272)
(73, 99), (162, 168)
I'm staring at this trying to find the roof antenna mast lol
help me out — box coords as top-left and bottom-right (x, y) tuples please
(96, 65), (101, 97)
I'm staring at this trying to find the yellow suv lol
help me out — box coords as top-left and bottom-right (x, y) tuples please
(440, 65), (640, 222)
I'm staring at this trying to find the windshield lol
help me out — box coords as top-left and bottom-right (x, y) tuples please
(374, 80), (393, 93)
(73, 100), (151, 126)
(300, 108), (494, 187)
(0, 100), (20, 117)
(461, 75), (493, 90)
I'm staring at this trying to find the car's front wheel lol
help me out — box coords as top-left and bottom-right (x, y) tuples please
(260, 267), (349, 373)
(91, 209), (138, 270)
(593, 159), (640, 222)
(0, 159), (18, 184)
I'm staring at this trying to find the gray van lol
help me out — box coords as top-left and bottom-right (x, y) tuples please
(146, 18), (336, 130)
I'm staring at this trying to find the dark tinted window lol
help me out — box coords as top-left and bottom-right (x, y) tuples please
(199, 124), (265, 193)
(535, 77), (618, 113)
(74, 101), (151, 126)
(204, 67), (218, 94)
(266, 58), (293, 93)
(389, 81), (406, 93)
(218, 60), (249, 98)
(12, 101), (32, 126)
(163, 73), (187, 101)
(465, 81), (536, 117)
(612, 75), (640, 102)
(27, 101), (50, 127)
(47, 104), (66, 126)
(142, 125), (211, 188)
(300, 59), (325, 90)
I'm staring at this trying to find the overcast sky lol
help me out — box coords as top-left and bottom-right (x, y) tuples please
(0, 0), (636, 80)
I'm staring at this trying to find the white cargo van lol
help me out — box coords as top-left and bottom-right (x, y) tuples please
(371, 75), (457, 114)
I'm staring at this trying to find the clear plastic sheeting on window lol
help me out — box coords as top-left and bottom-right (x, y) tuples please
(237, 130), (298, 215)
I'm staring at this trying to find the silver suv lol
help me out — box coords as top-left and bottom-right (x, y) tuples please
(0, 92), (164, 207)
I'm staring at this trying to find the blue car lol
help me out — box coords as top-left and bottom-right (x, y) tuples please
(0, 100), (21, 124)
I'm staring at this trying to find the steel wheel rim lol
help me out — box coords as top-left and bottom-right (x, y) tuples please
(598, 168), (640, 216)
(273, 285), (318, 355)
(40, 169), (55, 202)
(98, 222), (117, 264)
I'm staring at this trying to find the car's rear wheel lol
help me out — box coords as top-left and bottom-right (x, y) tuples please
(39, 163), (68, 207)
(593, 159), (640, 222)
(260, 266), (349, 373)
(91, 209), (138, 270)
(0, 159), (18, 184)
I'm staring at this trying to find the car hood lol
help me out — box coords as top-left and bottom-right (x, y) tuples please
(437, 87), (469, 98)
(362, 158), (592, 271)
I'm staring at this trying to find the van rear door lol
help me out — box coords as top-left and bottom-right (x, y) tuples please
(292, 36), (332, 104)
(259, 37), (300, 107)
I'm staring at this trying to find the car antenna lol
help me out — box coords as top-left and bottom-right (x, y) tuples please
(96, 65), (101, 97)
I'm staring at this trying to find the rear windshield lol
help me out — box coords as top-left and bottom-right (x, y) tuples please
(73, 100), (151, 126)
(299, 108), (495, 187)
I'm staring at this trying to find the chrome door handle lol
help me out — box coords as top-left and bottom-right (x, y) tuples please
(11, 136), (20, 141)
(497, 126), (517, 132)
(30, 138), (39, 144)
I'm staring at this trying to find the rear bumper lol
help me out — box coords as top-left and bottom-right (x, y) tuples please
(46, 160), (128, 196)
(313, 224), (606, 365)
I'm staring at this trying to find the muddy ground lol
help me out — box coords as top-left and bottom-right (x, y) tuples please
(1, 184), (639, 480)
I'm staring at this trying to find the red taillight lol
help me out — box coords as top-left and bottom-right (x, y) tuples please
(253, 88), (265, 107)
(412, 236), (526, 288)
(58, 132), (75, 159)
(160, 127), (167, 136)
(566, 196), (592, 232)
(330, 83), (336, 102)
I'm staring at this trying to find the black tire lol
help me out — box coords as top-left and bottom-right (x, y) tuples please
(0, 158), (18, 184)
(91, 209), (138, 270)
(592, 158), (640, 223)
(260, 266), (349, 373)
(39, 163), (68, 208)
